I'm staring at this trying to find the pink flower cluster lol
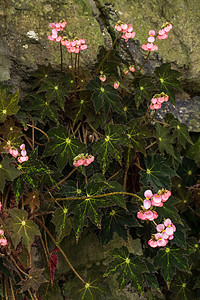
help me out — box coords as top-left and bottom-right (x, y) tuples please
(0, 229), (7, 246)
(48, 20), (67, 42)
(115, 21), (136, 42)
(142, 30), (158, 52)
(137, 189), (175, 247)
(9, 144), (29, 163)
(73, 153), (94, 167)
(61, 38), (87, 53)
(158, 23), (172, 40)
(143, 188), (171, 208)
(148, 218), (176, 247)
(149, 92), (169, 110)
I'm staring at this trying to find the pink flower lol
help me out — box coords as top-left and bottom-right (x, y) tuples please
(144, 189), (153, 199)
(155, 233), (168, 247)
(18, 156), (29, 163)
(21, 150), (27, 157)
(73, 159), (85, 167)
(20, 144), (26, 150)
(149, 30), (155, 36)
(152, 194), (162, 204)
(114, 81), (120, 89)
(0, 230), (4, 235)
(143, 199), (151, 209)
(115, 21), (136, 41)
(9, 148), (19, 157)
(129, 65), (135, 72)
(164, 218), (176, 236)
(148, 239), (158, 248)
(80, 44), (87, 51)
(156, 224), (165, 232)
(99, 75), (106, 82)
(0, 239), (7, 246)
(137, 211), (146, 220)
(144, 210), (154, 220)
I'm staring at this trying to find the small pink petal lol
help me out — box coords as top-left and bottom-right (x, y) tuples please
(156, 224), (165, 232)
(165, 227), (174, 236)
(148, 239), (157, 248)
(144, 189), (153, 199)
(143, 199), (151, 209)
(149, 30), (155, 36)
(148, 36), (155, 43)
(164, 218), (172, 227)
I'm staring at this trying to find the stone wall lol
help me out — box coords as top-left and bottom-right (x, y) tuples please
(0, 0), (200, 129)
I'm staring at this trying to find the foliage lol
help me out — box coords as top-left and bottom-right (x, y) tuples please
(0, 17), (199, 300)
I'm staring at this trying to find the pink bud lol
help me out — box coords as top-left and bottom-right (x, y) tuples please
(114, 81), (120, 89)
(137, 211), (146, 220)
(0, 239), (7, 246)
(0, 230), (4, 235)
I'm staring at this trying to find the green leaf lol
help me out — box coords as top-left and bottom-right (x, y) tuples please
(87, 78), (123, 116)
(134, 78), (155, 108)
(186, 135), (200, 166)
(31, 64), (54, 87)
(19, 268), (48, 292)
(14, 149), (54, 199)
(177, 156), (197, 186)
(0, 158), (24, 192)
(170, 270), (196, 299)
(156, 123), (176, 158)
(157, 196), (183, 225)
(154, 63), (182, 104)
(92, 124), (127, 174)
(43, 126), (86, 171)
(143, 259), (160, 291)
(165, 114), (193, 148)
(0, 89), (20, 122)
(140, 155), (176, 190)
(6, 209), (40, 250)
(38, 78), (67, 111)
(154, 246), (189, 286)
(99, 208), (140, 244)
(104, 246), (148, 291)
(31, 94), (59, 124)
(126, 119), (150, 155)
(52, 207), (72, 243)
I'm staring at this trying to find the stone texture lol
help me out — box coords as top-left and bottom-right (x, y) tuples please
(0, 0), (200, 129)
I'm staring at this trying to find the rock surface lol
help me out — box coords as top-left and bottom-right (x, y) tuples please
(0, 0), (200, 129)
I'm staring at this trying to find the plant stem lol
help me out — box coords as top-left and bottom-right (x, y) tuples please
(60, 43), (63, 73)
(145, 140), (157, 150)
(50, 191), (144, 202)
(128, 51), (151, 87)
(45, 167), (77, 194)
(94, 32), (121, 77)
(34, 217), (86, 285)
(71, 53), (76, 95)
(32, 119), (35, 151)
(26, 124), (50, 143)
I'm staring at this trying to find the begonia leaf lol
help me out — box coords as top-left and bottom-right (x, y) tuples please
(104, 246), (148, 291)
(19, 268), (47, 292)
(38, 78), (67, 111)
(156, 123), (176, 158)
(99, 207), (140, 245)
(154, 63), (182, 104)
(92, 124), (127, 174)
(164, 113), (193, 148)
(43, 125), (86, 171)
(134, 78), (155, 108)
(52, 207), (72, 243)
(177, 156), (197, 186)
(157, 196), (182, 225)
(140, 155), (176, 190)
(170, 270), (196, 299)
(0, 89), (20, 122)
(31, 94), (59, 124)
(6, 209), (40, 250)
(0, 158), (24, 192)
(87, 78), (123, 116)
(154, 246), (189, 287)
(143, 259), (160, 291)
